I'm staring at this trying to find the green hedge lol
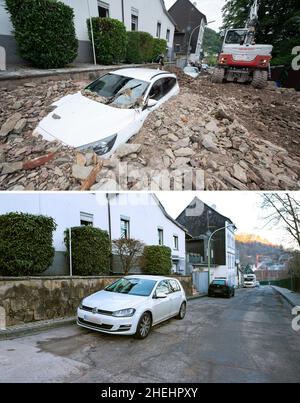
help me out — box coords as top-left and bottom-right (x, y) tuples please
(141, 246), (172, 275)
(64, 227), (111, 276)
(152, 38), (168, 60)
(0, 213), (57, 276)
(87, 17), (127, 65)
(5, 0), (78, 68)
(126, 31), (153, 63)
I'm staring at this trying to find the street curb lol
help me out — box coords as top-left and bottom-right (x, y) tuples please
(187, 294), (207, 301)
(271, 286), (298, 308)
(0, 317), (76, 341)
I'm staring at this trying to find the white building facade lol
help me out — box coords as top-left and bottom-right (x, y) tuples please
(209, 222), (236, 286)
(0, 0), (175, 64)
(0, 193), (186, 275)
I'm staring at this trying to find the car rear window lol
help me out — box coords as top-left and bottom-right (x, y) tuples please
(212, 280), (226, 286)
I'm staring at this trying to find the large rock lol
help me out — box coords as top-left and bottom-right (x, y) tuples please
(171, 157), (190, 169)
(174, 147), (194, 157)
(202, 135), (219, 153)
(14, 118), (27, 134)
(0, 162), (23, 175)
(205, 120), (219, 133)
(0, 113), (22, 137)
(115, 144), (142, 159)
(233, 164), (248, 184)
(72, 164), (94, 181)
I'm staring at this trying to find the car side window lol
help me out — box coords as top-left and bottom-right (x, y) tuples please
(156, 280), (171, 295)
(169, 279), (181, 293)
(149, 77), (177, 101)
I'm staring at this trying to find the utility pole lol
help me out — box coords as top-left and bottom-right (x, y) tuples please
(87, 0), (97, 65)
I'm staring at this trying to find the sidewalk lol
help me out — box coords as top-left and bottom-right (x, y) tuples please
(0, 317), (76, 341)
(272, 286), (300, 307)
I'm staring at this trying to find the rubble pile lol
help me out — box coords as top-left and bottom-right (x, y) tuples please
(0, 69), (299, 191)
(0, 80), (102, 190)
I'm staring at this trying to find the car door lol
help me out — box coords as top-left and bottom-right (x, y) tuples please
(152, 280), (172, 324)
(168, 280), (183, 316)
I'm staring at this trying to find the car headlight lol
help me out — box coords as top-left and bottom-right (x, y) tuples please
(78, 134), (117, 156)
(112, 308), (136, 317)
(79, 301), (83, 309)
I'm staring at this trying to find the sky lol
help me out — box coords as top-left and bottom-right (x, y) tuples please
(165, 0), (227, 32)
(157, 191), (298, 248)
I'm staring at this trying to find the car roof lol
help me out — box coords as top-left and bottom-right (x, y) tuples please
(125, 275), (177, 282)
(112, 68), (174, 82)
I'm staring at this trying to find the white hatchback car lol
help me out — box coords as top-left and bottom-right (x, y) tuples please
(34, 68), (180, 157)
(77, 275), (187, 339)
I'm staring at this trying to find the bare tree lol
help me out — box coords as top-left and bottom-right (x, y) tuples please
(261, 193), (300, 249)
(112, 238), (145, 275)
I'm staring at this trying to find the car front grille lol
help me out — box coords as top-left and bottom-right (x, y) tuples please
(81, 305), (113, 316)
(78, 317), (113, 330)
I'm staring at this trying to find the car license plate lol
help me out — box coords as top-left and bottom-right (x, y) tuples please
(83, 314), (102, 325)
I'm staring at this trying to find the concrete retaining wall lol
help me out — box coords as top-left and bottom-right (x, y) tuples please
(0, 275), (193, 327)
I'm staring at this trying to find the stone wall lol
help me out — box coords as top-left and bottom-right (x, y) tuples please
(0, 275), (192, 327)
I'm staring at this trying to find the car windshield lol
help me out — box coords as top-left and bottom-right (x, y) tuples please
(105, 278), (157, 297)
(84, 73), (149, 109)
(212, 280), (226, 286)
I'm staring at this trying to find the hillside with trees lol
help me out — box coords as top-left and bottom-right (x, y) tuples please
(236, 233), (290, 267)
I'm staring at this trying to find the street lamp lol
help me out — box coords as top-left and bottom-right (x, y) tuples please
(186, 20), (216, 66)
(207, 223), (236, 287)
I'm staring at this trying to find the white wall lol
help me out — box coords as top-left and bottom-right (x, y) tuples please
(63, 0), (175, 46)
(109, 193), (185, 261)
(211, 221), (236, 286)
(0, 193), (186, 269)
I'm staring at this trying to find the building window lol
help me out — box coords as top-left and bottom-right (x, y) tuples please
(173, 236), (179, 250)
(158, 228), (164, 245)
(131, 14), (138, 31)
(121, 218), (130, 239)
(98, 1), (109, 17)
(156, 22), (161, 38)
(166, 29), (170, 42)
(175, 44), (181, 53)
(80, 212), (94, 227)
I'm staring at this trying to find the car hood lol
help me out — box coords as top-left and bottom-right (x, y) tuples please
(83, 290), (147, 311)
(37, 92), (136, 148)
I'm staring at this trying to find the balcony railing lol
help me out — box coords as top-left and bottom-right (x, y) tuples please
(187, 253), (203, 264)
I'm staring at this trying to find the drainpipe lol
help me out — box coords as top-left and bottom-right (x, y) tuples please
(87, 0), (97, 65)
(106, 194), (113, 275)
(121, 0), (125, 24)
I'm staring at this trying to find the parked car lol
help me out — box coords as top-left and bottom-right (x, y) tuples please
(208, 279), (235, 298)
(34, 68), (180, 157)
(77, 275), (187, 339)
(183, 66), (200, 78)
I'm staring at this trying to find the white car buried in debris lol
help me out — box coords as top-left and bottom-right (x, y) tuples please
(34, 68), (180, 157)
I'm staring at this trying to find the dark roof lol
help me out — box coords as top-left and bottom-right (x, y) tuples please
(168, 0), (207, 31)
(176, 197), (234, 239)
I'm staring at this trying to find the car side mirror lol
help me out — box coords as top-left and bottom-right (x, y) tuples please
(155, 292), (167, 299)
(147, 98), (158, 108)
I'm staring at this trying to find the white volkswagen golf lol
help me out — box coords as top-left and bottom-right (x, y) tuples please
(77, 276), (187, 339)
(34, 68), (179, 157)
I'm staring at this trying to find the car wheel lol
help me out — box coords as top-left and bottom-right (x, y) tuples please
(176, 302), (186, 320)
(135, 312), (152, 339)
(232, 289), (235, 297)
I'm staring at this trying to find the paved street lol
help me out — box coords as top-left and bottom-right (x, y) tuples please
(0, 286), (299, 383)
